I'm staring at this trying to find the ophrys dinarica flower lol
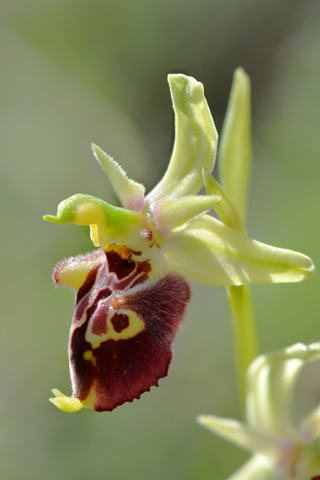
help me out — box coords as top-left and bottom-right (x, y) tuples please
(44, 74), (314, 412)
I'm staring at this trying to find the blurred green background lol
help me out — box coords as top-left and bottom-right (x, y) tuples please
(1, 1), (320, 479)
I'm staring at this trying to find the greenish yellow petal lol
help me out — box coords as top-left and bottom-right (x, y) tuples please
(197, 415), (284, 462)
(218, 67), (252, 222)
(246, 343), (320, 438)
(227, 456), (277, 480)
(153, 194), (220, 236)
(92, 143), (145, 211)
(162, 215), (315, 286)
(300, 404), (320, 443)
(145, 74), (218, 204)
(203, 168), (246, 235)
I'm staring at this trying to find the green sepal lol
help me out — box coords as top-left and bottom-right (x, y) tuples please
(146, 74), (218, 204)
(92, 143), (145, 211)
(219, 68), (252, 222)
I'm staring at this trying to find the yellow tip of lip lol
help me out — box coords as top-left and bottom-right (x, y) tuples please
(49, 389), (83, 413)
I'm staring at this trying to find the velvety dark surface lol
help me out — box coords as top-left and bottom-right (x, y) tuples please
(56, 249), (191, 411)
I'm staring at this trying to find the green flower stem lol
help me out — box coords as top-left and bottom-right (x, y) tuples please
(203, 167), (259, 412)
(228, 285), (259, 415)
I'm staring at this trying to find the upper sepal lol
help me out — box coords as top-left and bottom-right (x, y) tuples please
(145, 74), (218, 204)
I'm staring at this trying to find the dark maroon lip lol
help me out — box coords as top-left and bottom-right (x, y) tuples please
(54, 247), (191, 411)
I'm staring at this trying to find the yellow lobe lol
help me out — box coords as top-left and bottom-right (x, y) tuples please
(55, 252), (104, 291)
(49, 389), (83, 413)
(57, 264), (92, 291)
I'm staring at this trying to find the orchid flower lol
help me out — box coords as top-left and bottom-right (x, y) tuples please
(198, 343), (320, 479)
(44, 74), (314, 412)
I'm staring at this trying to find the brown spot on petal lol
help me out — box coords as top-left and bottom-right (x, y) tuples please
(130, 272), (149, 288)
(137, 260), (152, 274)
(111, 313), (130, 333)
(105, 250), (135, 280)
(91, 304), (109, 336)
(96, 288), (112, 301)
(86, 288), (112, 335)
(130, 249), (142, 256)
(76, 266), (99, 304)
